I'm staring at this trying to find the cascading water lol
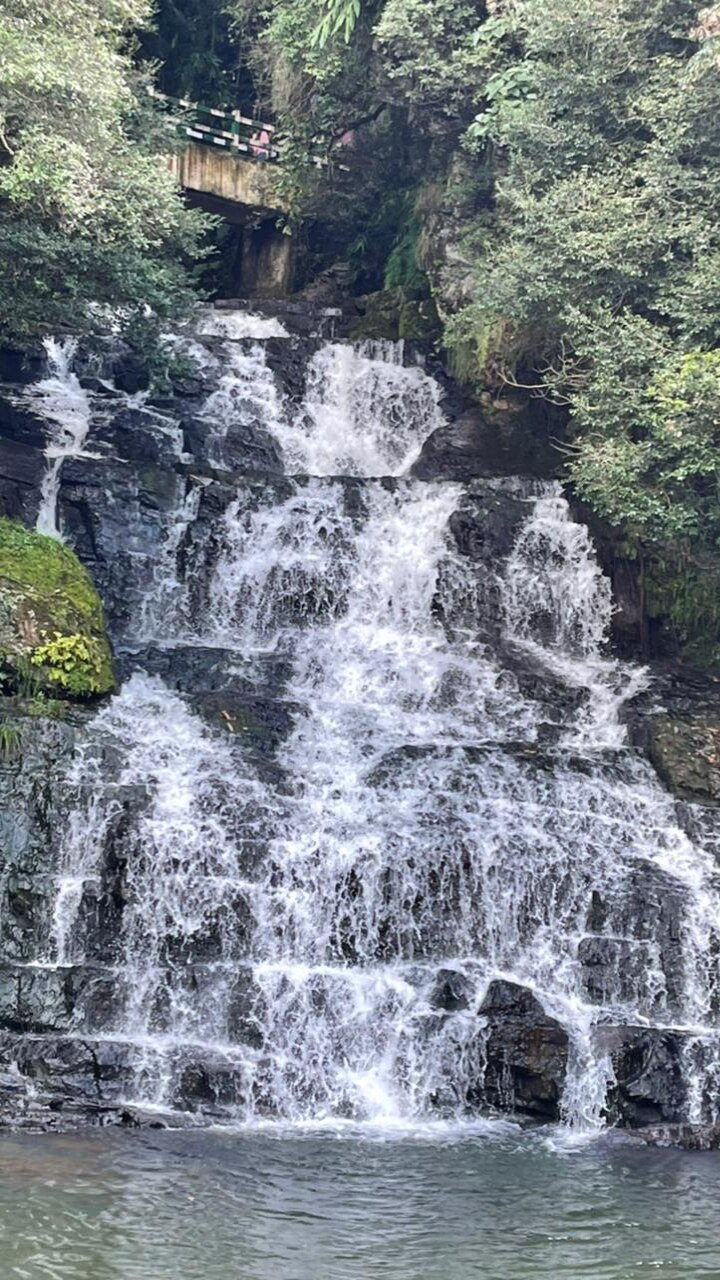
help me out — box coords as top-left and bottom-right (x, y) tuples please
(31, 338), (93, 539)
(272, 340), (445, 476)
(38, 316), (720, 1133)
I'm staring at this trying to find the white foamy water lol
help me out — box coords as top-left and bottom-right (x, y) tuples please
(503, 486), (649, 750)
(196, 307), (289, 340)
(44, 324), (720, 1133)
(274, 341), (444, 476)
(198, 342), (286, 469)
(30, 339), (93, 539)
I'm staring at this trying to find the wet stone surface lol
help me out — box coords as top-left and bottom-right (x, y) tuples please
(1, 314), (720, 1142)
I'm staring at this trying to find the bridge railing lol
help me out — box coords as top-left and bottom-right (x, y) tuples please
(148, 88), (280, 161)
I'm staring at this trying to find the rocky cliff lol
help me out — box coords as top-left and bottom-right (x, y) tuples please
(0, 305), (719, 1145)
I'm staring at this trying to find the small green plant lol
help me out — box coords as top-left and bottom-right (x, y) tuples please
(12, 655), (44, 700)
(0, 722), (21, 760)
(30, 632), (106, 696)
(311, 0), (363, 47)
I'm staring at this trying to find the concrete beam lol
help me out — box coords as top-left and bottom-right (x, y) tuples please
(168, 143), (284, 218)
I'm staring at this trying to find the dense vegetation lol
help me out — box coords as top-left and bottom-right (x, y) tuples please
(233, 0), (720, 662)
(0, 0), (208, 341)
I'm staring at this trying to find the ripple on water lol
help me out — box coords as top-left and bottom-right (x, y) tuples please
(0, 1130), (719, 1280)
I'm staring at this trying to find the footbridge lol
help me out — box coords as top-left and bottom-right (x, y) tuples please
(151, 90), (292, 293)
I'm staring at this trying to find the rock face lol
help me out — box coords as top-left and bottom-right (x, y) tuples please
(473, 984), (702, 1128)
(0, 306), (719, 1141)
(478, 981), (569, 1119)
(411, 400), (562, 483)
(627, 666), (720, 807)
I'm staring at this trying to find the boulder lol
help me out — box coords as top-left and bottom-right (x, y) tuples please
(0, 518), (114, 697)
(597, 1025), (689, 1126)
(411, 401), (561, 482)
(430, 968), (474, 1012)
(479, 980), (569, 1119)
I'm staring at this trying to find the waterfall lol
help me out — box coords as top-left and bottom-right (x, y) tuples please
(31, 338), (93, 539)
(40, 320), (720, 1132)
(269, 341), (444, 476)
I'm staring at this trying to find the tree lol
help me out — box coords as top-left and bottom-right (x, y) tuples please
(437, 0), (720, 658)
(0, 0), (209, 341)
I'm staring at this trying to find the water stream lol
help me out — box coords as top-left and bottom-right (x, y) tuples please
(31, 338), (93, 539)
(20, 316), (720, 1136)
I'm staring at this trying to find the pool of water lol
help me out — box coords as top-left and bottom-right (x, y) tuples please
(0, 1124), (719, 1279)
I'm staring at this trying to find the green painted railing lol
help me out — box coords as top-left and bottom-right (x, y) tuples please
(149, 88), (280, 161)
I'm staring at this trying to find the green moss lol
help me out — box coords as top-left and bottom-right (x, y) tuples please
(0, 519), (114, 699)
(398, 297), (440, 342)
(349, 290), (401, 341)
(445, 308), (514, 389)
(645, 557), (720, 670)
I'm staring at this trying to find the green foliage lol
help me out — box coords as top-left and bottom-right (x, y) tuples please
(311, 0), (364, 47)
(0, 519), (114, 698)
(571, 339), (720, 544)
(0, 0), (209, 342)
(0, 722), (21, 761)
(374, 0), (492, 115)
(645, 558), (720, 668)
(422, 0), (720, 660)
(137, 0), (242, 103)
(30, 632), (108, 697)
(384, 202), (427, 296)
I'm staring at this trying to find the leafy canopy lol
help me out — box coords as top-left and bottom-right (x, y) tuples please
(0, 0), (209, 340)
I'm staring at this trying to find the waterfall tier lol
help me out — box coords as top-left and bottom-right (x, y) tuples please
(2, 310), (720, 1138)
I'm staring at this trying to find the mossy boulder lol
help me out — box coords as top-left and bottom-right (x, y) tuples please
(349, 289), (440, 343)
(0, 519), (114, 699)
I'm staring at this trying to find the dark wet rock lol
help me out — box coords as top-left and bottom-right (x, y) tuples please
(0, 344), (47, 386)
(634, 1123), (720, 1150)
(91, 406), (183, 470)
(596, 1025), (690, 1127)
(449, 484), (531, 562)
(0, 392), (54, 450)
(56, 456), (183, 641)
(118, 645), (296, 765)
(412, 400), (562, 483)
(478, 980), (569, 1119)
(583, 862), (686, 1012)
(639, 713), (720, 807)
(0, 712), (79, 958)
(0, 393), (53, 519)
(262, 334), (320, 402)
(430, 969), (474, 1012)
(172, 1053), (248, 1115)
(0, 1032), (136, 1106)
(0, 963), (117, 1034)
(578, 937), (649, 1007)
(182, 412), (283, 475)
(622, 664), (720, 808)
(105, 347), (150, 395)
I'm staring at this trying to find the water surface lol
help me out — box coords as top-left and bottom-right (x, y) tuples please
(0, 1126), (719, 1279)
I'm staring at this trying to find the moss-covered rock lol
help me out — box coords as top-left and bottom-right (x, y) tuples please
(0, 519), (114, 699)
(349, 288), (441, 344)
